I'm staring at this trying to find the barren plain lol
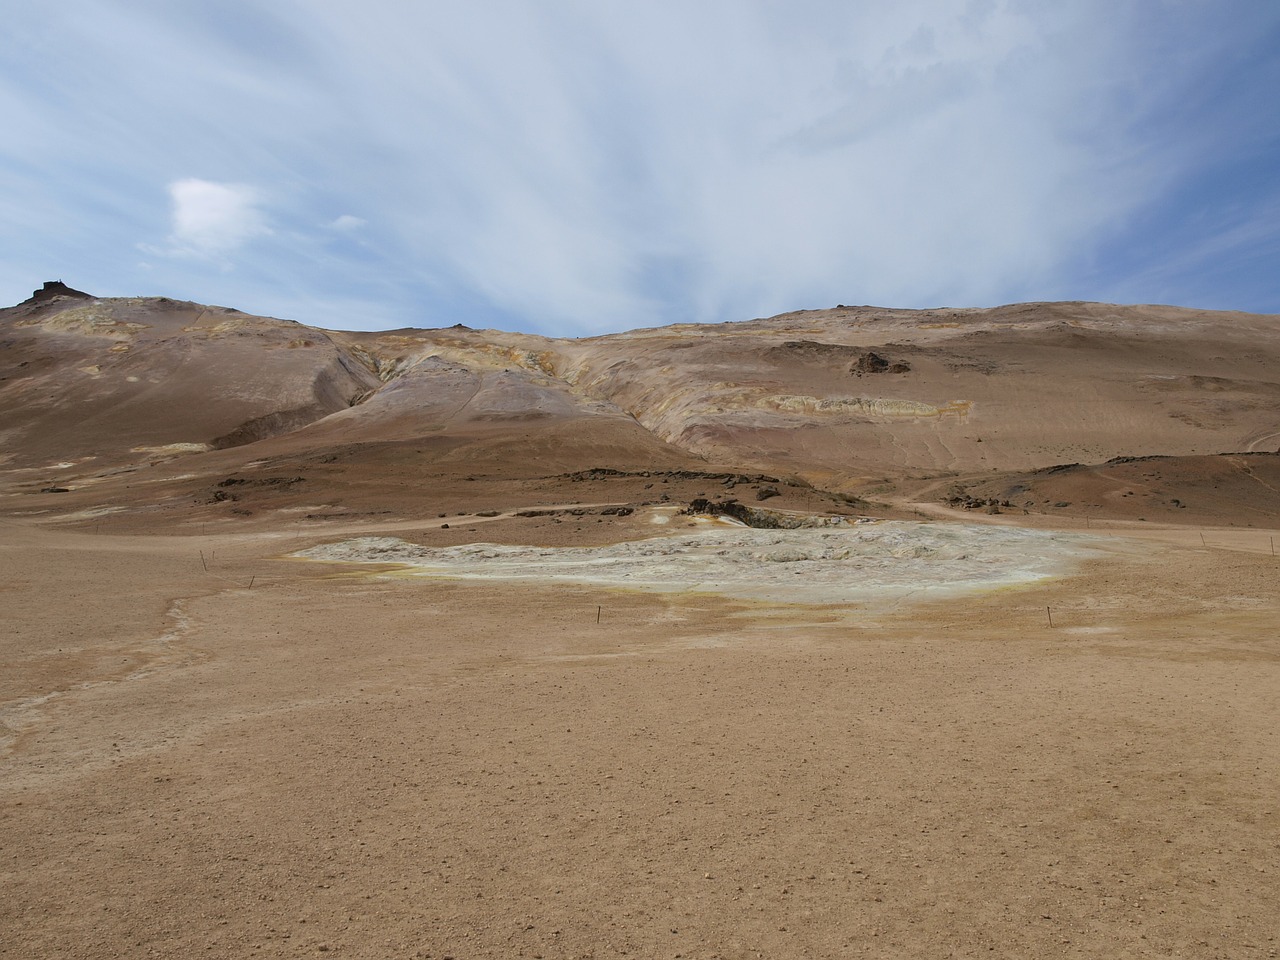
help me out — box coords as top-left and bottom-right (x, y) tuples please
(2, 283), (1278, 958)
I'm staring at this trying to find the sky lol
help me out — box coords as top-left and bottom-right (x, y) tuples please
(2, 1), (1278, 336)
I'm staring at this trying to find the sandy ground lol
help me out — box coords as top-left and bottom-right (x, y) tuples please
(3, 511), (1279, 959)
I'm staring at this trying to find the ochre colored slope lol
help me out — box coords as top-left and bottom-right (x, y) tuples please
(3, 286), (1279, 529)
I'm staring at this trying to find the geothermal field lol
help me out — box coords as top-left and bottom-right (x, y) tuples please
(2, 283), (1279, 958)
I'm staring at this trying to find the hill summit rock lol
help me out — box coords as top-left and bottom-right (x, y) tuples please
(21, 280), (93, 304)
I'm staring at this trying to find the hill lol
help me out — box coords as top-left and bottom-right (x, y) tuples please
(4, 284), (1277, 530)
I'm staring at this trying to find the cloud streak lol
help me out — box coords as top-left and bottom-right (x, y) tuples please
(1, 1), (1277, 333)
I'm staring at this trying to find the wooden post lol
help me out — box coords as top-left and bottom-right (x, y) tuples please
(200, 550), (207, 571)
(1046, 606), (1053, 628)
(596, 605), (602, 624)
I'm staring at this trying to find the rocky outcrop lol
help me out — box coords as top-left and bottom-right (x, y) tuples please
(683, 498), (856, 529)
(22, 280), (93, 305)
(850, 351), (910, 376)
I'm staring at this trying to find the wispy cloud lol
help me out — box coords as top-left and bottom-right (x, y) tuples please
(1, 1), (1277, 332)
(328, 215), (366, 232)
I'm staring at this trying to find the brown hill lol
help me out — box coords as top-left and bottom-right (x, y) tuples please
(3, 285), (1279, 529)
(939, 452), (1280, 527)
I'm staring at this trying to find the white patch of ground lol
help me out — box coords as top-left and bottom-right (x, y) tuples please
(43, 457), (96, 471)
(43, 505), (127, 522)
(295, 522), (1105, 604)
(130, 443), (210, 456)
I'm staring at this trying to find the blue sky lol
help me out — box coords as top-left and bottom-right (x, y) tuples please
(2, 1), (1278, 336)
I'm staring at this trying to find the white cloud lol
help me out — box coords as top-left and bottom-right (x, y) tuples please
(166, 178), (268, 257)
(329, 214), (366, 231)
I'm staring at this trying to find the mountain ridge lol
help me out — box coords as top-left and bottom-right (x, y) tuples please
(4, 283), (1279, 530)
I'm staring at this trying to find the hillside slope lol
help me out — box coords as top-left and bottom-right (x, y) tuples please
(3, 284), (1278, 527)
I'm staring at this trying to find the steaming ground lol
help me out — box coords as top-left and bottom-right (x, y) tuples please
(296, 520), (1106, 603)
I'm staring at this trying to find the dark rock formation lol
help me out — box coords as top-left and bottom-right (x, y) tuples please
(19, 280), (93, 306)
(850, 351), (910, 376)
(560, 467), (781, 485)
(945, 493), (1012, 511)
(683, 498), (856, 529)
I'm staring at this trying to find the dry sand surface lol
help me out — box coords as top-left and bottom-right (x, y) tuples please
(3, 511), (1279, 959)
